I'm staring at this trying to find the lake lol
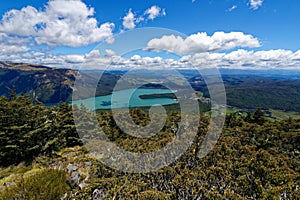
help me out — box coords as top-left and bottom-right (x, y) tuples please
(71, 88), (178, 111)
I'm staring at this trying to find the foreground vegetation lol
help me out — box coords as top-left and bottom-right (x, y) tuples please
(0, 95), (299, 199)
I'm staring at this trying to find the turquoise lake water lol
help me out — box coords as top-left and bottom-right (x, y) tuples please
(71, 88), (178, 110)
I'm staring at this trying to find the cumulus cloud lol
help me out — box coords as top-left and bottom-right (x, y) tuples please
(146, 32), (261, 54)
(105, 49), (117, 57)
(64, 54), (85, 64)
(249, 0), (263, 10)
(145, 5), (166, 20)
(2, 48), (300, 70)
(122, 9), (136, 30)
(291, 50), (300, 61)
(0, 0), (115, 47)
(0, 33), (29, 54)
(122, 5), (166, 30)
(108, 49), (300, 70)
(0, 44), (29, 55)
(186, 49), (300, 69)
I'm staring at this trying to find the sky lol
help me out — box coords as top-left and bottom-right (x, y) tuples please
(0, 0), (300, 70)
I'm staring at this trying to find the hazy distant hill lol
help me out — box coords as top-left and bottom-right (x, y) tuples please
(1, 61), (300, 112)
(0, 61), (77, 103)
(188, 72), (300, 112)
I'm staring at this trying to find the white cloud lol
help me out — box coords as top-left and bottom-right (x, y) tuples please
(146, 32), (261, 54)
(2, 48), (300, 70)
(122, 6), (166, 30)
(85, 50), (101, 59)
(136, 16), (145, 23)
(0, 33), (29, 54)
(0, 0), (115, 47)
(123, 49), (300, 70)
(64, 54), (85, 64)
(291, 50), (300, 61)
(249, 0), (263, 10)
(145, 5), (166, 20)
(0, 44), (29, 55)
(227, 5), (238, 12)
(187, 49), (300, 69)
(105, 49), (117, 57)
(122, 9), (136, 30)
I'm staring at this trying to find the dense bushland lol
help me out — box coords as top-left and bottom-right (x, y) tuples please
(0, 95), (299, 199)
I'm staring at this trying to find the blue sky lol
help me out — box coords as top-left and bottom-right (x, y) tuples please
(0, 0), (299, 70)
(97, 0), (299, 51)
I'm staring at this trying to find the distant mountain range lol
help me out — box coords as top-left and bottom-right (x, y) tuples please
(1, 61), (300, 112)
(219, 68), (300, 80)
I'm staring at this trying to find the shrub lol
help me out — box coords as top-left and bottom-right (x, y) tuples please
(0, 169), (69, 200)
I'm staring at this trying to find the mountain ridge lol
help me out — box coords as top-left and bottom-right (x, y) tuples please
(0, 61), (77, 103)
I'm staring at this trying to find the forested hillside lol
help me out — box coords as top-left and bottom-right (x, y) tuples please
(223, 75), (300, 112)
(0, 95), (299, 199)
(188, 74), (300, 112)
(0, 61), (76, 103)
